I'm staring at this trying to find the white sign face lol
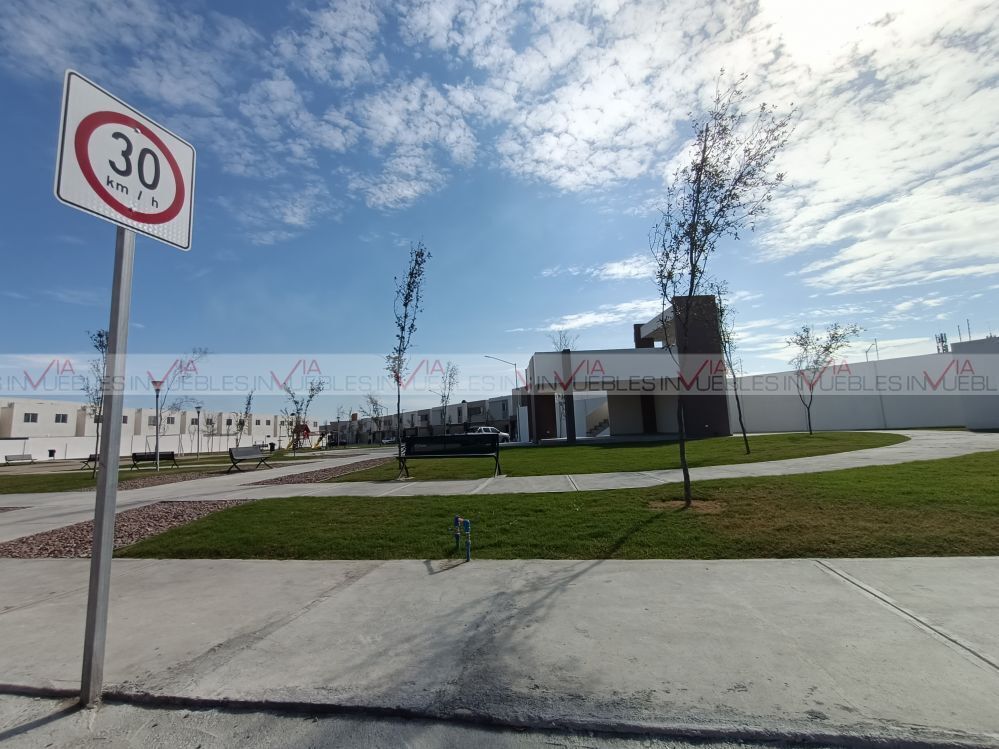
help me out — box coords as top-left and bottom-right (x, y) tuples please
(54, 70), (196, 250)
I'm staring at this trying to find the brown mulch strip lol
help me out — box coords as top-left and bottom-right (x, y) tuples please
(251, 457), (392, 485)
(0, 500), (249, 558)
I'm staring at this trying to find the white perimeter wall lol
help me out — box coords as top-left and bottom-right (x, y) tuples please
(728, 352), (996, 433)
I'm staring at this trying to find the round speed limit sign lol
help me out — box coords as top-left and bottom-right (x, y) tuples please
(55, 71), (196, 250)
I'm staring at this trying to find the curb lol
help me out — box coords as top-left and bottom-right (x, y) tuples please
(97, 689), (999, 749)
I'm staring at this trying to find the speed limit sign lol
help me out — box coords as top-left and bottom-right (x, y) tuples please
(55, 70), (196, 250)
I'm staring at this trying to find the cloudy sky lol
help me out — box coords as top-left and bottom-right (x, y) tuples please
(0, 0), (997, 411)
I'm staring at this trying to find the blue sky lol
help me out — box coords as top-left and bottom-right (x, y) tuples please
(0, 0), (997, 416)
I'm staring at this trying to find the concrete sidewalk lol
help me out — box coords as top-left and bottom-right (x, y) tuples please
(0, 448), (394, 543)
(1, 557), (997, 746)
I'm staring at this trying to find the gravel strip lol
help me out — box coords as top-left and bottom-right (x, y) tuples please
(0, 500), (250, 558)
(114, 470), (227, 491)
(251, 457), (393, 485)
(0, 506), (26, 512)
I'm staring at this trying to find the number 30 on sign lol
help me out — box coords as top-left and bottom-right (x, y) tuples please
(55, 70), (196, 250)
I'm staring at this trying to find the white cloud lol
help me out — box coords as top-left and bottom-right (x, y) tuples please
(543, 298), (662, 331)
(274, 0), (388, 88)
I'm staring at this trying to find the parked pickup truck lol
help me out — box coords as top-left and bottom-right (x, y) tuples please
(467, 426), (511, 443)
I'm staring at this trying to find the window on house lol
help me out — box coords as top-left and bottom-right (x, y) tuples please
(255, 420), (260, 426)
(166, 416), (175, 425)
(226, 418), (233, 427)
(94, 415), (102, 424)
(122, 415), (128, 424)
(148, 416), (156, 426)
(266, 419), (271, 425)
(23, 413), (38, 423)
(206, 418), (213, 426)
(191, 418), (199, 426)
(54, 413), (68, 424)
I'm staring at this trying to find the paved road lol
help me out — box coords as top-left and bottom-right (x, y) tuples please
(2, 430), (998, 544)
(1, 556), (997, 746)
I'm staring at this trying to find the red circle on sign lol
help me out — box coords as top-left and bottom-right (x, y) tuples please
(74, 111), (185, 225)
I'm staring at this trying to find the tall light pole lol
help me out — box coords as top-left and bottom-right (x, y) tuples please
(484, 354), (519, 390)
(151, 379), (163, 471)
(485, 354), (526, 443)
(195, 405), (202, 459)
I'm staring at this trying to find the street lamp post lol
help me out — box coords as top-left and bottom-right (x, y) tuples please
(151, 379), (163, 472)
(195, 405), (202, 459)
(485, 354), (526, 443)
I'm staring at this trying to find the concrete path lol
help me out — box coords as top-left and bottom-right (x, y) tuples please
(2, 431), (999, 543)
(0, 448), (394, 543)
(1, 557), (997, 746)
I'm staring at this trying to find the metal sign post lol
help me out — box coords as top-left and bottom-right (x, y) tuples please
(80, 226), (134, 706)
(53, 69), (195, 707)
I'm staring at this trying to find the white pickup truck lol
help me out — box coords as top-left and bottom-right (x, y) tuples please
(467, 426), (511, 443)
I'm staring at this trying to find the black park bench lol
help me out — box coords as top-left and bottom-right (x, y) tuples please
(130, 451), (179, 470)
(80, 453), (99, 470)
(227, 445), (274, 473)
(398, 433), (501, 478)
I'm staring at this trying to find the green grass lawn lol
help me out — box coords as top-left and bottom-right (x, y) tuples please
(0, 464), (229, 494)
(118, 448), (999, 560)
(332, 432), (908, 482)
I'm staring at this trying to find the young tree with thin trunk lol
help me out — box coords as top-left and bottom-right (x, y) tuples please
(153, 348), (209, 461)
(430, 361), (459, 435)
(651, 71), (794, 507)
(283, 380), (325, 453)
(360, 394), (386, 442)
(710, 282), (750, 454)
(788, 323), (862, 434)
(231, 391), (253, 449)
(386, 241), (430, 474)
(81, 329), (108, 476)
(547, 329), (578, 438)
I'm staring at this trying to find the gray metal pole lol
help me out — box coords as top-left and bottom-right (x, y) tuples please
(80, 226), (135, 707)
(154, 390), (160, 471)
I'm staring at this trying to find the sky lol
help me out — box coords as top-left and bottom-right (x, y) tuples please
(0, 0), (997, 417)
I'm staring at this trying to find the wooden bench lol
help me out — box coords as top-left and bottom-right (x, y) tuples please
(4, 454), (34, 466)
(130, 451), (179, 470)
(399, 434), (501, 478)
(227, 445), (273, 473)
(80, 453), (99, 470)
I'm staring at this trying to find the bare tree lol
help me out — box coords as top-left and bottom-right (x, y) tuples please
(81, 329), (108, 475)
(651, 71), (794, 507)
(430, 361), (459, 435)
(787, 323), (862, 435)
(360, 394), (386, 442)
(547, 329), (578, 438)
(153, 348), (209, 454)
(230, 391), (253, 449)
(711, 282), (750, 454)
(283, 380), (326, 453)
(386, 240), (431, 472)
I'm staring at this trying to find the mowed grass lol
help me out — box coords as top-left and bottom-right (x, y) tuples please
(118, 449), (999, 560)
(332, 432), (908, 482)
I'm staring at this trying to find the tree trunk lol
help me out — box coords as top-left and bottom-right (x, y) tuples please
(805, 405), (813, 435)
(396, 383), (404, 477)
(91, 412), (101, 478)
(732, 384), (750, 454)
(676, 397), (692, 507)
